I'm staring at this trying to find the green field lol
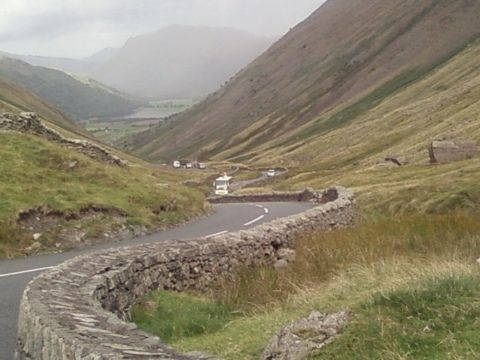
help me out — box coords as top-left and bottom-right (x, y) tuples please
(81, 99), (196, 144)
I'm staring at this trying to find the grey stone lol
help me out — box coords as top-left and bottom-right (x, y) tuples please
(262, 310), (350, 360)
(277, 249), (296, 263)
(429, 140), (477, 164)
(26, 241), (42, 253)
(274, 259), (289, 269)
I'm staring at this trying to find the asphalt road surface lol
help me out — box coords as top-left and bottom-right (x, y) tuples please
(0, 201), (312, 359)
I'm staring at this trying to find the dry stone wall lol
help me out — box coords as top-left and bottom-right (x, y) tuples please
(208, 188), (338, 204)
(16, 187), (355, 360)
(0, 112), (126, 166)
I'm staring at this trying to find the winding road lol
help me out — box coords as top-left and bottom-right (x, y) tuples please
(0, 201), (312, 359)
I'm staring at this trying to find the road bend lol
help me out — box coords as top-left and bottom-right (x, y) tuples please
(0, 201), (312, 359)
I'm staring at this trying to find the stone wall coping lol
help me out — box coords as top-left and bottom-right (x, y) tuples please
(16, 187), (354, 360)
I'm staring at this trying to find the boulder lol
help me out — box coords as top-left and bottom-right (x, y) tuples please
(26, 241), (42, 253)
(262, 310), (350, 360)
(429, 140), (477, 164)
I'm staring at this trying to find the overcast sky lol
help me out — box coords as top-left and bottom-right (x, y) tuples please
(0, 0), (325, 58)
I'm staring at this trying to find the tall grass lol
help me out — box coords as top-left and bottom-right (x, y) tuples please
(213, 212), (480, 312)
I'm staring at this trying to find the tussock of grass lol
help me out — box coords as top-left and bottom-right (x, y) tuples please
(132, 292), (235, 343)
(214, 212), (480, 312)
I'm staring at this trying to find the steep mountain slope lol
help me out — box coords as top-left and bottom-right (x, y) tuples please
(0, 57), (142, 120)
(92, 25), (274, 99)
(0, 75), (87, 136)
(0, 76), (205, 258)
(125, 0), (480, 162)
(273, 37), (480, 212)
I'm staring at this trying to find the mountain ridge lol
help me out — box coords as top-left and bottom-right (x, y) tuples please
(123, 0), (480, 162)
(92, 25), (275, 99)
(0, 57), (142, 121)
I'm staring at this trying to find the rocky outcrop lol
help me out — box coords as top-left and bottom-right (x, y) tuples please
(428, 140), (477, 164)
(0, 112), (126, 166)
(262, 310), (350, 360)
(16, 187), (355, 360)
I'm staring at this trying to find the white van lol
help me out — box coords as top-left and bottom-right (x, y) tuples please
(214, 174), (232, 195)
(173, 161), (181, 168)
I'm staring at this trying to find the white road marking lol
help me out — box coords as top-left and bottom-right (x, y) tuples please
(0, 266), (54, 279)
(254, 204), (270, 214)
(244, 215), (265, 227)
(0, 204), (273, 279)
(205, 230), (228, 239)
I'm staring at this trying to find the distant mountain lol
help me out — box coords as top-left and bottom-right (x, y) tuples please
(0, 50), (90, 75)
(92, 25), (274, 99)
(0, 57), (142, 120)
(0, 47), (117, 76)
(123, 0), (480, 162)
(83, 47), (119, 64)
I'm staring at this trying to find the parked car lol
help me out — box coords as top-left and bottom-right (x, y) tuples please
(197, 162), (206, 170)
(180, 160), (193, 168)
(267, 169), (276, 177)
(173, 160), (181, 168)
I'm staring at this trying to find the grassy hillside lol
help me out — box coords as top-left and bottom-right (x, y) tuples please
(124, 0), (480, 162)
(0, 57), (142, 121)
(0, 132), (205, 258)
(0, 76), (86, 136)
(262, 38), (480, 213)
(0, 79), (206, 258)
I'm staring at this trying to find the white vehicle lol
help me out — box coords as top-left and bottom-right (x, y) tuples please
(186, 162), (193, 169)
(214, 174), (232, 195)
(173, 161), (181, 168)
(267, 169), (276, 177)
(198, 162), (206, 170)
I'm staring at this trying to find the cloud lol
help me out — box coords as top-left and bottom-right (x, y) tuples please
(0, 0), (325, 57)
